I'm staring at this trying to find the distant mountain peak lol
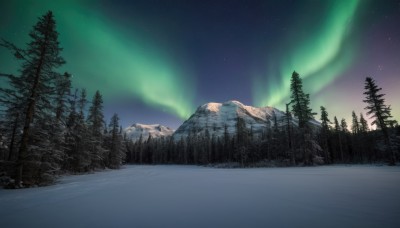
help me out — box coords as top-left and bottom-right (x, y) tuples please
(173, 100), (320, 140)
(124, 123), (174, 142)
(174, 101), (281, 140)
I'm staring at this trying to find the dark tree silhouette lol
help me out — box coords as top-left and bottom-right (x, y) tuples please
(363, 77), (395, 165)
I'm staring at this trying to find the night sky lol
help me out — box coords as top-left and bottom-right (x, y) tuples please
(1, 0), (399, 129)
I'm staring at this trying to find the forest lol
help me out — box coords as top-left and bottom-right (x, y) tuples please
(0, 11), (399, 188)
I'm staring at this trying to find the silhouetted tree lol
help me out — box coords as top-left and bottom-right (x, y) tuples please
(359, 113), (369, 133)
(351, 111), (360, 134)
(363, 77), (396, 165)
(319, 106), (331, 163)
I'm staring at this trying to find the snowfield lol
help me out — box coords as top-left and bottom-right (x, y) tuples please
(1, 165), (400, 228)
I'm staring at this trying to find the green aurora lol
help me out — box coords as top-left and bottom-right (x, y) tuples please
(1, 0), (398, 127)
(253, 0), (359, 109)
(0, 0), (195, 119)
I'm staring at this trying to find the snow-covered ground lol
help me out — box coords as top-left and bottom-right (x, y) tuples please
(1, 165), (400, 228)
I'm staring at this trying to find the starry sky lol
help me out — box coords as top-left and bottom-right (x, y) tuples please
(1, 0), (399, 129)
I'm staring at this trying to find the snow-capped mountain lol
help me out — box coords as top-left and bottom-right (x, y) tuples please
(173, 100), (319, 140)
(124, 124), (174, 142)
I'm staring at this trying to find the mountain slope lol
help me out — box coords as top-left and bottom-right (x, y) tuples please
(173, 100), (319, 140)
(124, 123), (174, 142)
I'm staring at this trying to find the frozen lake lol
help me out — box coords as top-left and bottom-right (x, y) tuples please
(1, 165), (400, 228)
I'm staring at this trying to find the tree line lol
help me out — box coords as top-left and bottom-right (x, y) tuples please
(0, 11), (126, 188)
(124, 72), (399, 167)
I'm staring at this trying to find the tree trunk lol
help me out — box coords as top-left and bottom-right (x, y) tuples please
(7, 115), (19, 161)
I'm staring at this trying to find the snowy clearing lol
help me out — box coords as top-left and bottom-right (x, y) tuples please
(1, 165), (400, 228)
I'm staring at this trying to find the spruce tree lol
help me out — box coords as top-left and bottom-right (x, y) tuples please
(319, 106), (331, 163)
(363, 77), (395, 164)
(363, 77), (393, 132)
(334, 117), (340, 132)
(359, 113), (369, 133)
(303, 94), (316, 125)
(290, 71), (305, 127)
(223, 124), (230, 161)
(285, 102), (294, 164)
(341, 118), (349, 133)
(55, 73), (72, 122)
(289, 71), (316, 165)
(204, 128), (211, 164)
(64, 89), (78, 171)
(76, 89), (91, 171)
(65, 89), (91, 172)
(87, 90), (106, 169)
(87, 91), (105, 138)
(340, 118), (350, 161)
(289, 71), (315, 128)
(320, 106), (331, 131)
(351, 111), (360, 134)
(235, 116), (248, 166)
(106, 113), (124, 169)
(1, 11), (66, 186)
(334, 116), (343, 162)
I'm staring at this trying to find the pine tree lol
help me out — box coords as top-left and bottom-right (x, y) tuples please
(285, 102), (294, 165)
(223, 124), (230, 161)
(320, 106), (331, 131)
(64, 89), (78, 171)
(351, 111), (360, 134)
(319, 106), (331, 163)
(289, 71), (316, 164)
(64, 89), (91, 172)
(235, 116), (248, 166)
(363, 77), (395, 164)
(359, 113), (369, 133)
(350, 111), (361, 161)
(76, 89), (91, 171)
(55, 73), (72, 122)
(106, 114), (124, 169)
(334, 117), (340, 132)
(302, 94), (316, 125)
(340, 118), (350, 161)
(333, 116), (344, 162)
(341, 118), (349, 133)
(87, 90), (106, 169)
(363, 77), (393, 132)
(87, 91), (105, 138)
(204, 128), (211, 164)
(66, 89), (78, 129)
(290, 71), (316, 128)
(1, 11), (66, 186)
(290, 71), (307, 128)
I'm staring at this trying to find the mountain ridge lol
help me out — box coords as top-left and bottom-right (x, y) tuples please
(173, 100), (317, 140)
(125, 100), (320, 142)
(124, 123), (174, 142)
